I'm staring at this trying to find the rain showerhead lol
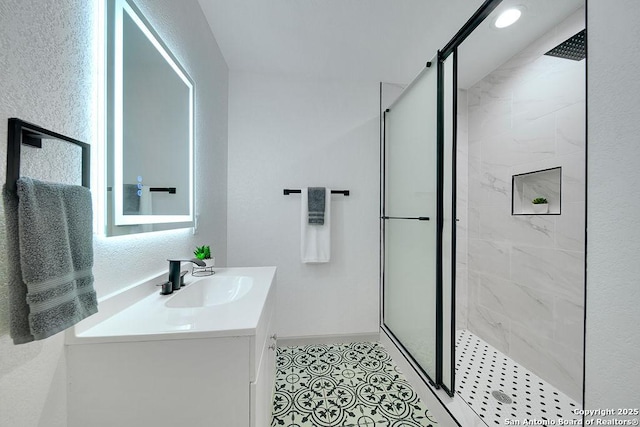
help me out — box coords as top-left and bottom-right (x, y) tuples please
(544, 29), (586, 61)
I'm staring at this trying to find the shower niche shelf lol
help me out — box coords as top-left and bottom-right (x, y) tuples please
(512, 167), (561, 215)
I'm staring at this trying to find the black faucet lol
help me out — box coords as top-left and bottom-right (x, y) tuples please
(163, 258), (206, 294)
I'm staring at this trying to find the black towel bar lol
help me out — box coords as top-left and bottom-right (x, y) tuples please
(283, 189), (350, 196)
(6, 118), (90, 192)
(149, 187), (177, 194)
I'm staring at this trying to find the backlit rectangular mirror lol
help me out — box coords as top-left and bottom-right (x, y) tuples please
(105, 0), (194, 236)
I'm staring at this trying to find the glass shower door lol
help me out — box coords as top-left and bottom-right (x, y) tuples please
(383, 64), (438, 381)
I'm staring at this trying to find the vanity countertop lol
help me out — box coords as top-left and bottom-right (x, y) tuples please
(66, 266), (276, 345)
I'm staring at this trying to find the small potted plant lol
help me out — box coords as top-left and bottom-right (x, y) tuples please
(192, 245), (215, 276)
(531, 197), (548, 214)
(193, 244), (215, 267)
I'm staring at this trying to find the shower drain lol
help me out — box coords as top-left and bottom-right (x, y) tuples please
(491, 390), (513, 404)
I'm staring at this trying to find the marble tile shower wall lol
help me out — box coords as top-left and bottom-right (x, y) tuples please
(456, 89), (469, 331)
(461, 14), (586, 402)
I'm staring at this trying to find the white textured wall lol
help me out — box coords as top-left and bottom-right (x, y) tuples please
(0, 1), (228, 426)
(463, 10), (586, 400)
(585, 0), (640, 414)
(227, 72), (380, 339)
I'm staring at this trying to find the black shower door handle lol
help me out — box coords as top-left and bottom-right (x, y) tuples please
(381, 216), (430, 221)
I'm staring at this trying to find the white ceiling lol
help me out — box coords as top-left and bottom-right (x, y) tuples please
(197, 0), (584, 86)
(197, 0), (485, 84)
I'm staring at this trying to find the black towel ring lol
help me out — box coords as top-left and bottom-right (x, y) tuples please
(6, 118), (90, 192)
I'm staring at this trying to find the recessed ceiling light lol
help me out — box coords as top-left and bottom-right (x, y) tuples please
(494, 8), (522, 28)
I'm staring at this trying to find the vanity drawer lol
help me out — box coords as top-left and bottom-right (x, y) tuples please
(252, 279), (276, 381)
(249, 272), (277, 427)
(250, 309), (277, 427)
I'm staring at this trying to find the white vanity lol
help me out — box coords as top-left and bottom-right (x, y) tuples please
(66, 266), (277, 427)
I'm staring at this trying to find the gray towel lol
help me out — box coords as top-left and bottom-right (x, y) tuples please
(2, 186), (32, 344)
(308, 187), (326, 225)
(123, 183), (141, 214)
(2, 177), (97, 344)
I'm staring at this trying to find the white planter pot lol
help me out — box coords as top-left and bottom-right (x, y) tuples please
(531, 203), (548, 214)
(193, 257), (215, 276)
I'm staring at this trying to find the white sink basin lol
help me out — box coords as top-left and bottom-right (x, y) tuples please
(165, 275), (253, 308)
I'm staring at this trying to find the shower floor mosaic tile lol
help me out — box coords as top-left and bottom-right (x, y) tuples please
(271, 342), (439, 427)
(456, 329), (581, 426)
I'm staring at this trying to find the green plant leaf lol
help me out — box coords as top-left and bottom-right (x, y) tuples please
(193, 244), (211, 260)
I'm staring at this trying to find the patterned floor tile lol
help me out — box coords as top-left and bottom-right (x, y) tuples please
(271, 342), (439, 427)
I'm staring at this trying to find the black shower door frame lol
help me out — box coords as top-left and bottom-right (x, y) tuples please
(379, 0), (506, 400)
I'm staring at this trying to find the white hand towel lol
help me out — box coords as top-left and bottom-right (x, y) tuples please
(301, 188), (331, 263)
(139, 186), (153, 215)
(138, 186), (153, 232)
